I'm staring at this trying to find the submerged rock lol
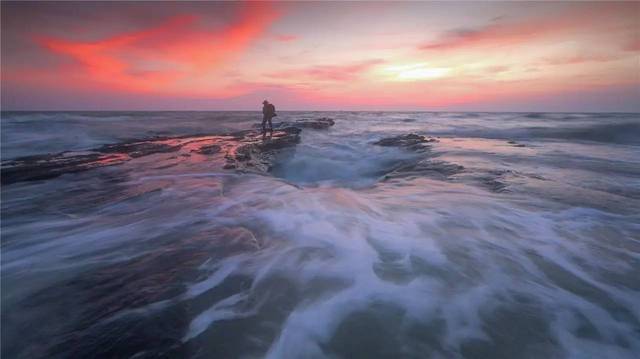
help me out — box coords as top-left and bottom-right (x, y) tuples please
(289, 117), (335, 129)
(374, 133), (462, 181)
(383, 160), (464, 181)
(1, 128), (302, 185)
(373, 133), (437, 152)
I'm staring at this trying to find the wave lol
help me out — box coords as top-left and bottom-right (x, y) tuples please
(517, 122), (640, 144)
(426, 120), (640, 145)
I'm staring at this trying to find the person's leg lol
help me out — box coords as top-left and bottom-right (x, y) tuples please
(262, 116), (267, 136)
(268, 117), (273, 133)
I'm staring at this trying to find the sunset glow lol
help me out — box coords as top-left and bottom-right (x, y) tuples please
(1, 1), (639, 111)
(385, 64), (452, 81)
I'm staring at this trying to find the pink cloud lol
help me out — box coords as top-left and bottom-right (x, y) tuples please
(485, 65), (510, 73)
(625, 38), (640, 52)
(266, 59), (385, 82)
(420, 3), (638, 51)
(420, 21), (556, 51)
(274, 34), (298, 42)
(541, 53), (619, 65)
(33, 3), (281, 95)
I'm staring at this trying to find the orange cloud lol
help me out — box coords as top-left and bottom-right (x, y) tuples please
(35, 3), (280, 95)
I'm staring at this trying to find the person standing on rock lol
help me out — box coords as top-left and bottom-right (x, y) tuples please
(261, 100), (276, 138)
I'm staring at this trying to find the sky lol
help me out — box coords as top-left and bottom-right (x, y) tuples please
(1, 1), (639, 111)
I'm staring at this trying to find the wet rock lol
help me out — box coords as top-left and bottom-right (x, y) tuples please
(29, 225), (261, 359)
(228, 130), (254, 139)
(195, 144), (221, 155)
(1, 152), (130, 185)
(507, 140), (526, 147)
(99, 141), (182, 158)
(226, 128), (301, 173)
(473, 169), (545, 193)
(1, 127), (302, 185)
(372, 133), (459, 181)
(373, 133), (437, 151)
(480, 177), (510, 192)
(255, 118), (336, 131)
(289, 117), (335, 129)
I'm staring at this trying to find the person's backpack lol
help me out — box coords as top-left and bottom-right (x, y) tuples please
(269, 103), (277, 117)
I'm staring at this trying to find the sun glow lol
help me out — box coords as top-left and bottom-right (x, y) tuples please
(385, 63), (451, 81)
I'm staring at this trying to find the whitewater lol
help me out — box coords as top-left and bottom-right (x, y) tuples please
(1, 111), (639, 358)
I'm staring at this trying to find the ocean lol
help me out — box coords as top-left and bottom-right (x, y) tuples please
(1, 111), (639, 358)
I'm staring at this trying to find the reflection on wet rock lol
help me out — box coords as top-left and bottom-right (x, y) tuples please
(1, 128), (303, 184)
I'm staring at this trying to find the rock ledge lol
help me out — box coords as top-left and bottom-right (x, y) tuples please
(1, 127), (302, 185)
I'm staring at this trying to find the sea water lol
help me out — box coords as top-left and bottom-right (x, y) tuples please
(1, 111), (639, 358)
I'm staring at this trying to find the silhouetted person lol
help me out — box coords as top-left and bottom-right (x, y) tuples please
(262, 100), (276, 138)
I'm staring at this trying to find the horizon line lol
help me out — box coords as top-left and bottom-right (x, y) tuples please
(2, 109), (640, 115)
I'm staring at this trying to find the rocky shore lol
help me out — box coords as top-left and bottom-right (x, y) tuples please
(1, 120), (334, 185)
(2, 124), (469, 187)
